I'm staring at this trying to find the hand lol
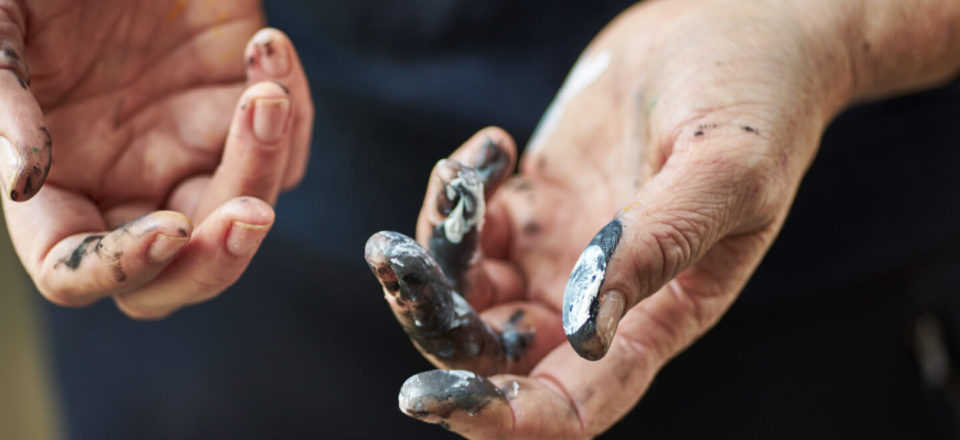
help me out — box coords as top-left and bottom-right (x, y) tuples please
(366, 1), (860, 438)
(0, 0), (313, 319)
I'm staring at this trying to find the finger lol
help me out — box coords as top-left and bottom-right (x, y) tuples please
(114, 197), (274, 320)
(366, 231), (553, 376)
(398, 315), (668, 439)
(0, 34), (52, 202)
(3, 185), (193, 307)
(398, 371), (584, 439)
(562, 146), (770, 359)
(188, 81), (291, 221)
(416, 128), (520, 309)
(366, 231), (505, 375)
(244, 28), (314, 190)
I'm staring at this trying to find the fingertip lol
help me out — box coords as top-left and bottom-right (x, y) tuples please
(245, 28), (293, 78)
(451, 126), (518, 196)
(562, 218), (624, 361)
(398, 370), (512, 434)
(225, 196), (276, 225)
(220, 197), (274, 257)
(2, 124), (53, 203)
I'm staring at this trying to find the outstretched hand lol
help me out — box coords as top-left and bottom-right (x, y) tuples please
(366, 0), (856, 437)
(0, 0), (313, 318)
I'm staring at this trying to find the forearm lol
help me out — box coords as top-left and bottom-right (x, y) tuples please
(802, 0), (960, 103)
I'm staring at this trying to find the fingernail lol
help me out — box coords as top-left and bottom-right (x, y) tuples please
(148, 233), (189, 263)
(226, 221), (269, 256)
(256, 38), (290, 77)
(562, 218), (624, 361)
(596, 290), (625, 350)
(398, 370), (506, 420)
(252, 97), (290, 144)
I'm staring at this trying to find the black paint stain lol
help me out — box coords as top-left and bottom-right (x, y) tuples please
(365, 232), (505, 375)
(260, 40), (275, 57)
(562, 218), (623, 361)
(3, 48), (19, 61)
(9, 190), (18, 201)
(471, 138), (510, 192)
(58, 235), (105, 270)
(40, 127), (52, 149)
(741, 125), (760, 135)
(176, 227), (188, 237)
(695, 123), (718, 137)
(246, 55), (256, 67)
(500, 310), (534, 361)
(399, 370), (506, 419)
(15, 74), (25, 90)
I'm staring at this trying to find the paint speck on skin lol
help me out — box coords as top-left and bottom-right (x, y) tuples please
(527, 50), (612, 154)
(742, 125), (760, 135)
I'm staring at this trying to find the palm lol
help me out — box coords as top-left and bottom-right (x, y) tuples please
(27, 0), (263, 224)
(3, 1), (312, 319)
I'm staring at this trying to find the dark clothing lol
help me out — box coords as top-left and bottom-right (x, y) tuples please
(43, 1), (960, 438)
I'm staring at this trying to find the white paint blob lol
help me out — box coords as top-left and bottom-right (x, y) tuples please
(562, 244), (606, 335)
(527, 49), (611, 154)
(441, 173), (485, 244)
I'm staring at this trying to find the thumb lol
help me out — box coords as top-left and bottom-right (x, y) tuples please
(0, 3), (51, 202)
(562, 148), (771, 360)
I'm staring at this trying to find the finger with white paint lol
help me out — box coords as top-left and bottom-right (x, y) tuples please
(415, 127), (523, 311)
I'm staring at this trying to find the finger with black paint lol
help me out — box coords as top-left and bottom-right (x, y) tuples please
(366, 231), (507, 376)
(113, 196), (274, 319)
(243, 28), (314, 191)
(562, 151), (760, 360)
(415, 127), (522, 311)
(0, 30), (52, 202)
(6, 185), (194, 308)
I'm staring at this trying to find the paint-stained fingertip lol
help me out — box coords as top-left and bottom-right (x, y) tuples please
(398, 370), (509, 426)
(2, 140), (51, 203)
(364, 231), (441, 295)
(562, 218), (624, 361)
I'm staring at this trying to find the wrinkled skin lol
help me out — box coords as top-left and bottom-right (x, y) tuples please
(0, 0), (313, 318)
(369, 0), (960, 438)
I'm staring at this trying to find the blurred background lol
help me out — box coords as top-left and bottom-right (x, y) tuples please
(0, 212), (61, 439)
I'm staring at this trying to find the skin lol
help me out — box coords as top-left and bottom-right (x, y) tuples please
(376, 0), (960, 438)
(0, 0), (314, 318)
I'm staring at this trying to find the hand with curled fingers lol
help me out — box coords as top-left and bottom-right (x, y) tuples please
(0, 0), (313, 319)
(365, 0), (960, 437)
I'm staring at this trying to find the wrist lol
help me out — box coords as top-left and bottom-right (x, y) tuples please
(798, 0), (960, 104)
